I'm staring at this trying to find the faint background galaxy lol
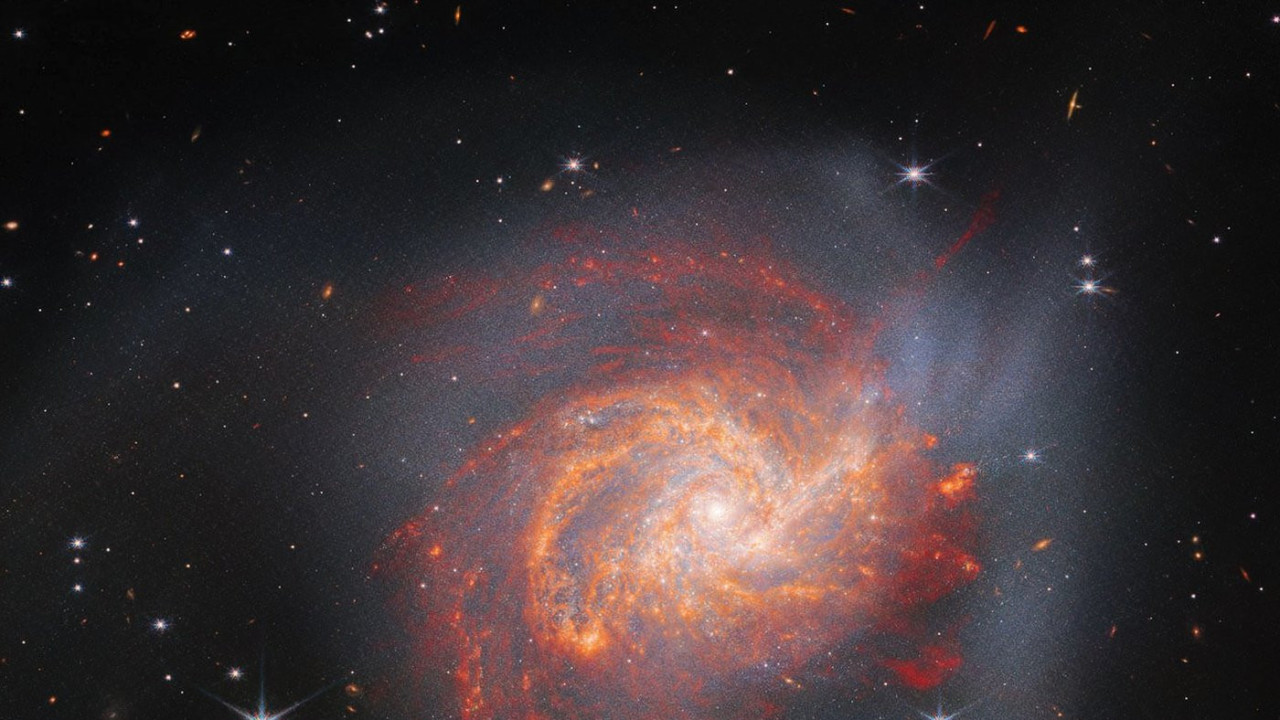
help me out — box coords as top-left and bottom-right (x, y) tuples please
(2, 2), (1278, 719)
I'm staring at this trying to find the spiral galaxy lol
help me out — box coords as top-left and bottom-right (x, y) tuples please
(381, 229), (980, 719)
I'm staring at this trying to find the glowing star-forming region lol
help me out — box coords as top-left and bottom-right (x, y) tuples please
(378, 228), (984, 719)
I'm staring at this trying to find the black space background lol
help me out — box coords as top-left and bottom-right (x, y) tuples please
(2, 2), (1279, 719)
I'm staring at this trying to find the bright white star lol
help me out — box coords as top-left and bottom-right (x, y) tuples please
(203, 659), (333, 720)
(1075, 277), (1105, 295)
(895, 160), (934, 187)
(917, 699), (973, 720)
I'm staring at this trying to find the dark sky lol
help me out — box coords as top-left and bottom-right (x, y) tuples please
(2, 2), (1278, 719)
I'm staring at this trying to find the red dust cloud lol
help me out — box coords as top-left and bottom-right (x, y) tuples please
(377, 224), (984, 719)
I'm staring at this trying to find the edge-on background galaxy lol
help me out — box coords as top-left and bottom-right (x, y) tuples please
(377, 221), (986, 719)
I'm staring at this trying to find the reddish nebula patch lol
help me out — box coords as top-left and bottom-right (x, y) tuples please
(378, 227), (980, 719)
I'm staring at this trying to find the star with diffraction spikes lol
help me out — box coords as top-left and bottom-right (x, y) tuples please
(202, 656), (335, 720)
(897, 163), (933, 187)
(915, 697), (981, 720)
(893, 149), (940, 189)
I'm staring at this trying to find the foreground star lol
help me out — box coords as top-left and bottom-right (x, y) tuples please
(1074, 277), (1112, 296)
(203, 661), (331, 720)
(897, 163), (932, 186)
(206, 685), (328, 720)
(913, 694), (983, 720)
(917, 702), (962, 720)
